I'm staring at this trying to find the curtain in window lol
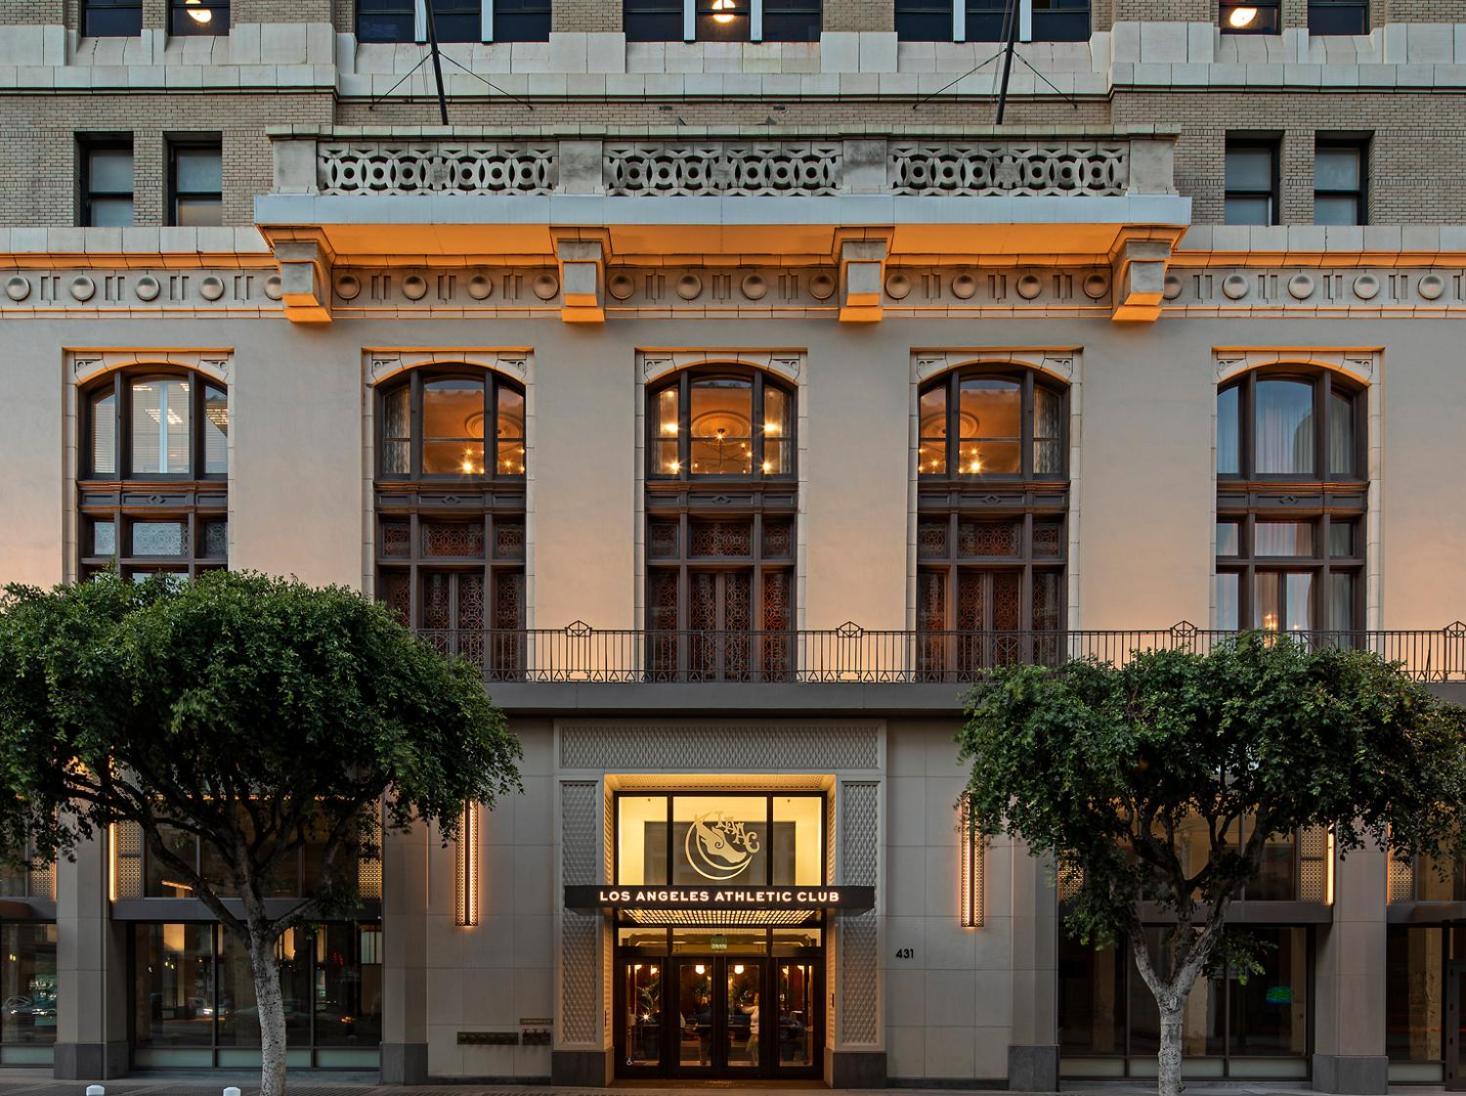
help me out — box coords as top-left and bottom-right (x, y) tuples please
(1254, 380), (1314, 474)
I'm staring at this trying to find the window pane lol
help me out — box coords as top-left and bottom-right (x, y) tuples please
(1329, 572), (1355, 631)
(1033, 385), (1063, 474)
(919, 384), (947, 475)
(131, 378), (191, 475)
(1217, 385), (1240, 474)
(1216, 521), (1240, 556)
(1058, 935), (1125, 1054)
(772, 796), (822, 885)
(89, 148), (133, 192)
(1329, 390), (1356, 476)
(617, 795), (669, 886)
(1386, 927), (1444, 1064)
(0, 923), (58, 1046)
(1286, 573), (1314, 631)
(1254, 572), (1281, 631)
(1313, 195), (1359, 226)
(497, 384), (525, 439)
(423, 377), (485, 475)
(958, 378), (1020, 439)
(381, 385), (409, 474)
(672, 795), (768, 885)
(690, 378), (753, 475)
(131, 521), (187, 556)
(175, 198), (222, 227)
(175, 147), (222, 192)
(88, 197), (134, 227)
(203, 385), (227, 474)
(1314, 147), (1359, 190)
(1229, 927), (1309, 1056)
(1216, 572), (1240, 630)
(91, 390), (117, 475)
(145, 825), (197, 897)
(1225, 196), (1272, 226)
(1225, 147), (1273, 191)
(762, 385), (792, 475)
(132, 923), (214, 1046)
(202, 519), (228, 559)
(1255, 522), (1313, 556)
(314, 923), (382, 1046)
(92, 520), (117, 557)
(1328, 520), (1355, 557)
(1255, 379), (1314, 474)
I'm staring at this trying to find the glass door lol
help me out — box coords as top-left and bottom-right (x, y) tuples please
(674, 959), (716, 1072)
(620, 960), (663, 1071)
(777, 960), (817, 1070)
(724, 960), (763, 1070)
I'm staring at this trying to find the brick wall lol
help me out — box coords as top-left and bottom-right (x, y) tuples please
(823, 0), (891, 33)
(1381, 0), (1466, 20)
(236, 0), (333, 20)
(0, 0), (65, 24)
(553, 0), (618, 34)
(0, 92), (333, 226)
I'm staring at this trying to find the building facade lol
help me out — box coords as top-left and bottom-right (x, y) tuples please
(5, 0), (1466, 1089)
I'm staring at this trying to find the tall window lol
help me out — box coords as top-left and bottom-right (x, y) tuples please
(645, 368), (796, 681)
(374, 369), (526, 678)
(82, 0), (142, 35)
(1224, 139), (1279, 226)
(356, 0), (550, 40)
(1216, 370), (1365, 634)
(916, 368), (1067, 676)
(1220, 0), (1279, 32)
(899, 0), (1087, 41)
(1314, 138), (1367, 226)
(625, 0), (817, 40)
(170, 0), (229, 34)
(169, 140), (223, 227)
(79, 138), (134, 228)
(1308, 0), (1366, 34)
(80, 370), (228, 582)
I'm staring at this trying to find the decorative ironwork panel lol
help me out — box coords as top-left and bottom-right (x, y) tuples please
(422, 521), (486, 559)
(493, 519), (525, 561)
(1387, 854), (1414, 903)
(380, 520), (410, 558)
(560, 723), (880, 771)
(560, 780), (601, 1046)
(839, 781), (880, 1047)
(421, 573), (451, 631)
(1297, 827), (1330, 903)
(917, 518), (948, 560)
(761, 518), (792, 560)
(114, 820), (143, 900)
(890, 141), (1128, 196)
(357, 807), (383, 901)
(379, 570), (410, 625)
(689, 520), (753, 558)
(1032, 520), (1063, 559)
(319, 142), (557, 195)
(957, 518), (1020, 558)
(605, 142), (841, 196)
(648, 520), (679, 559)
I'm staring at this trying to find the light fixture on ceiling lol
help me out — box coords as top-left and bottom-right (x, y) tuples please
(184, 0), (212, 23)
(1227, 6), (1258, 27)
(711, 0), (737, 24)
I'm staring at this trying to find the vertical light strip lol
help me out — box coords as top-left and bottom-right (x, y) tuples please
(959, 797), (984, 928)
(455, 801), (481, 927)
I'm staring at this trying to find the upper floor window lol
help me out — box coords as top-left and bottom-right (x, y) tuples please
(169, 140), (223, 227)
(1224, 138), (1279, 226)
(82, 0), (142, 36)
(899, 0), (1087, 42)
(625, 0), (817, 41)
(1220, 0), (1279, 33)
(356, 0), (550, 41)
(648, 370), (794, 480)
(171, 0), (229, 34)
(79, 138), (134, 228)
(1314, 138), (1367, 226)
(1216, 371), (1362, 481)
(918, 369), (1065, 479)
(1308, 0), (1366, 34)
(377, 370), (525, 480)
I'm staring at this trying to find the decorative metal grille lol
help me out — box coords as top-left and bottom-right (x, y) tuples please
(112, 820), (143, 900)
(560, 780), (601, 1046)
(422, 521), (486, 559)
(357, 806), (383, 902)
(559, 723), (881, 771)
(1297, 826), (1331, 903)
(455, 801), (480, 927)
(1387, 853), (1415, 903)
(960, 795), (985, 928)
(890, 141), (1129, 196)
(319, 142), (557, 195)
(604, 142), (841, 196)
(838, 781), (881, 1047)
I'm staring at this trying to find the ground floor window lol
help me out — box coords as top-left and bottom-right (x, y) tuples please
(0, 923), (57, 1064)
(130, 921), (381, 1068)
(1059, 926), (1311, 1078)
(1387, 926), (1444, 1076)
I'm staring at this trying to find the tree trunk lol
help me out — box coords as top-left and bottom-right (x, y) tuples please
(247, 926), (289, 1096)
(1157, 999), (1185, 1096)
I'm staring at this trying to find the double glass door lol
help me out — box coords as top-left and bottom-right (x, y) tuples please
(618, 956), (820, 1078)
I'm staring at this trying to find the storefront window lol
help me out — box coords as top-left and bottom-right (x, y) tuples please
(1058, 933), (1124, 1054)
(0, 924), (58, 1051)
(1229, 927), (1309, 1057)
(1387, 927), (1444, 1064)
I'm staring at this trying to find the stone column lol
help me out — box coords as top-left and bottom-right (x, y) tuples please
(381, 822), (430, 1083)
(1007, 839), (1059, 1091)
(54, 831), (128, 1079)
(1313, 844), (1388, 1094)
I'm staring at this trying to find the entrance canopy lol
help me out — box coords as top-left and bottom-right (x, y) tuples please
(565, 884), (875, 924)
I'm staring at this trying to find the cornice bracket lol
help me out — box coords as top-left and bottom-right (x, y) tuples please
(1110, 235), (1174, 323)
(272, 234), (334, 324)
(555, 230), (611, 324)
(835, 231), (891, 324)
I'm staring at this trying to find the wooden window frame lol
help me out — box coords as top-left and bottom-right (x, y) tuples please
(647, 367), (797, 484)
(918, 367), (1068, 482)
(375, 368), (526, 483)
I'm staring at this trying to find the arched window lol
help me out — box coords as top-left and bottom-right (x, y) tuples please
(374, 369), (527, 677)
(645, 366), (796, 681)
(915, 367), (1068, 675)
(1215, 369), (1365, 633)
(79, 369), (228, 581)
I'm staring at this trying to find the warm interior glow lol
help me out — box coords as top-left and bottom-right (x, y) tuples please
(1228, 5), (1258, 26)
(184, 0), (212, 22)
(711, 0), (736, 22)
(733, 964), (745, 974)
(694, 963), (706, 975)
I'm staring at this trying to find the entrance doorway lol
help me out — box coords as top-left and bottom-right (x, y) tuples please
(616, 953), (822, 1079)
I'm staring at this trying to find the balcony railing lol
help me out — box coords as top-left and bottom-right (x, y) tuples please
(417, 622), (1466, 685)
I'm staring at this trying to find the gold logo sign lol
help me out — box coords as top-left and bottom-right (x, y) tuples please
(684, 812), (761, 881)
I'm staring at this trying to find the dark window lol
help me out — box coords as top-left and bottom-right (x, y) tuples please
(1314, 138), (1367, 226)
(78, 138), (134, 228)
(624, 0), (684, 38)
(1216, 370), (1364, 634)
(895, 0), (951, 39)
(82, 0), (142, 35)
(1224, 139), (1278, 226)
(80, 370), (228, 583)
(965, 0), (1086, 41)
(1220, 0), (1279, 32)
(1386, 927), (1445, 1066)
(168, 140), (223, 227)
(375, 369), (526, 679)
(963, 0), (1012, 40)
(1308, 0), (1366, 34)
(356, 0), (415, 39)
(170, 0), (228, 34)
(492, 0), (551, 40)
(431, 0), (480, 40)
(762, 0), (819, 40)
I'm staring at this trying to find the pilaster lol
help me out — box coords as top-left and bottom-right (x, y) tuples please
(1312, 843), (1389, 1095)
(53, 831), (127, 1079)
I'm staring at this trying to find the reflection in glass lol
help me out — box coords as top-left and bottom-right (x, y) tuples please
(1329, 391), (1355, 477)
(624, 962), (662, 1066)
(496, 385), (525, 475)
(918, 385), (947, 475)
(1386, 927), (1443, 1064)
(656, 386), (680, 474)
(0, 924), (57, 1046)
(1229, 927), (1308, 1056)
(131, 378), (192, 475)
(1216, 521), (1240, 556)
(1217, 385), (1240, 474)
(422, 378), (485, 475)
(678, 963), (713, 1066)
(1328, 520), (1354, 557)
(314, 923), (382, 1046)
(1255, 380), (1314, 474)
(690, 378), (753, 475)
(92, 520), (117, 557)
(1215, 572), (1240, 631)
(217, 928), (310, 1049)
(145, 824), (200, 897)
(1058, 934), (1123, 1054)
(958, 378), (1021, 475)
(204, 386), (228, 475)
(1250, 830), (1297, 900)
(381, 386), (410, 475)
(1254, 572), (1313, 631)
(133, 923), (215, 1045)
(726, 963), (760, 1067)
(91, 390), (117, 476)
(777, 962), (814, 1067)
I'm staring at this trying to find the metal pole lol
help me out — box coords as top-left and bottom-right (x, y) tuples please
(422, 0), (451, 125)
(994, 0), (1019, 125)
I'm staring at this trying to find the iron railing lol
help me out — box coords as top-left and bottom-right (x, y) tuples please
(416, 621), (1466, 685)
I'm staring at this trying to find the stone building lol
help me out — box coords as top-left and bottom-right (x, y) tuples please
(3, 0), (1466, 1088)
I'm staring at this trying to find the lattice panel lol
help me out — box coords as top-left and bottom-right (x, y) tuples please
(1297, 826), (1331, 903)
(560, 780), (602, 1046)
(838, 781), (881, 1047)
(113, 821), (143, 900)
(30, 860), (55, 901)
(560, 723), (880, 771)
(319, 142), (557, 195)
(605, 142), (841, 196)
(357, 806), (383, 901)
(1387, 854), (1415, 903)
(890, 141), (1128, 196)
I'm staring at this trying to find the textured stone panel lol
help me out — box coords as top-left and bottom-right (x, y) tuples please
(559, 721), (879, 771)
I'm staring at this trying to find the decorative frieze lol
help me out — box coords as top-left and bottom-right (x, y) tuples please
(1163, 267), (1466, 311)
(603, 141), (841, 197)
(317, 141), (558, 195)
(889, 141), (1129, 197)
(881, 266), (1114, 309)
(0, 269), (280, 311)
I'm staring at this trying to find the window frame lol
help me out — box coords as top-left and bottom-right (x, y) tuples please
(169, 0), (230, 35)
(897, 0), (1088, 43)
(375, 368), (526, 483)
(81, 0), (143, 36)
(1219, 0), (1280, 33)
(917, 367), (1068, 483)
(1223, 138), (1280, 227)
(78, 136), (135, 229)
(1307, 0), (1367, 35)
(1313, 136), (1368, 227)
(646, 367), (797, 484)
(356, 0), (550, 42)
(167, 137), (224, 227)
(625, 0), (819, 42)
(1216, 369), (1364, 485)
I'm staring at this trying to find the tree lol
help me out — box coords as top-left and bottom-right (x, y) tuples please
(0, 572), (521, 1096)
(958, 635), (1466, 1096)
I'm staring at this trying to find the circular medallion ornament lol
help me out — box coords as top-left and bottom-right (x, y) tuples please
(1082, 273), (1109, 300)
(1419, 273), (1445, 301)
(467, 272), (495, 301)
(951, 272), (977, 300)
(1016, 273), (1043, 300)
(1287, 274), (1315, 300)
(70, 276), (95, 302)
(1163, 273), (1183, 301)
(335, 274), (361, 301)
(607, 273), (635, 301)
(684, 812), (760, 882)
(1352, 274), (1380, 300)
(134, 276), (161, 302)
(402, 274), (428, 301)
(1222, 274), (1249, 300)
(884, 272), (911, 300)
(200, 276), (225, 301)
(263, 275), (282, 301)
(532, 273), (560, 301)
(5, 275), (30, 302)
(808, 273), (836, 301)
(676, 274), (703, 301)
(740, 273), (767, 301)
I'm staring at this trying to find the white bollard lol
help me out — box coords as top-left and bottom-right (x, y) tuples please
(223, 1087), (242, 1096)
(85, 1086), (105, 1096)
